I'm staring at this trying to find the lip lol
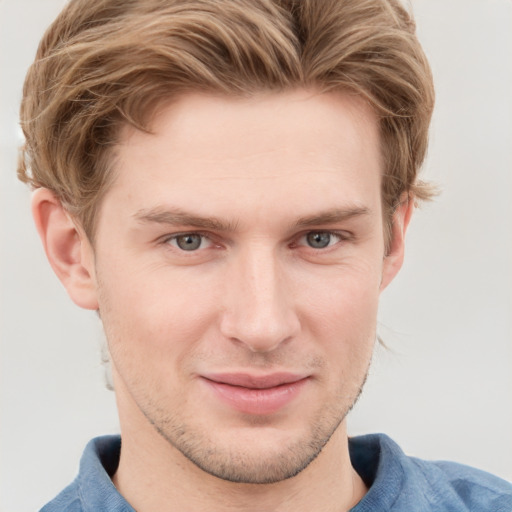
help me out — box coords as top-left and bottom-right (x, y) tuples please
(200, 372), (309, 415)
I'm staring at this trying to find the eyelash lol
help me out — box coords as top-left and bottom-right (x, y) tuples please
(161, 231), (216, 251)
(294, 231), (349, 250)
(160, 230), (352, 253)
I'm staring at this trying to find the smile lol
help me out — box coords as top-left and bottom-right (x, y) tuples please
(200, 373), (310, 415)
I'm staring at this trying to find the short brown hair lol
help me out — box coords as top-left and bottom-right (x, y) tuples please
(18, 0), (435, 244)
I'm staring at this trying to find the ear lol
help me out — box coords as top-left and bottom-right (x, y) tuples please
(31, 188), (99, 310)
(380, 194), (414, 291)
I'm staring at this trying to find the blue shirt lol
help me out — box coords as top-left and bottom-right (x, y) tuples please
(40, 434), (512, 511)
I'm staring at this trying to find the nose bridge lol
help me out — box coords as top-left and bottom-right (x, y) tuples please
(220, 242), (299, 352)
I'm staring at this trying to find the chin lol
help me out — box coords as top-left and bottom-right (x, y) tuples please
(151, 405), (347, 484)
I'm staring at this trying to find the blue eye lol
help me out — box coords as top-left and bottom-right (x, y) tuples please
(304, 231), (341, 249)
(168, 234), (210, 251)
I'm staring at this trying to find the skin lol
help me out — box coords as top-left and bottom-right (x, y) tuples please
(33, 89), (412, 512)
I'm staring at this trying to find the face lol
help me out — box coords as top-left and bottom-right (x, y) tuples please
(87, 90), (404, 483)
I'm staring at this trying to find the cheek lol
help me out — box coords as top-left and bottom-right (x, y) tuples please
(97, 264), (223, 370)
(299, 256), (382, 322)
(297, 262), (381, 368)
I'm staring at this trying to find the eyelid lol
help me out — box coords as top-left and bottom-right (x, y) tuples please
(159, 231), (216, 249)
(290, 230), (354, 252)
(156, 228), (352, 252)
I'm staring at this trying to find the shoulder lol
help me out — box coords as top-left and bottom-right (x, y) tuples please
(413, 457), (512, 511)
(39, 435), (132, 512)
(349, 433), (512, 512)
(39, 481), (83, 512)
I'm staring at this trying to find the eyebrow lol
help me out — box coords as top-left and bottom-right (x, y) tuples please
(133, 207), (239, 232)
(294, 206), (371, 228)
(133, 205), (371, 232)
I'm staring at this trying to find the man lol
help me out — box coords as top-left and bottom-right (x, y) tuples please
(16, 0), (512, 510)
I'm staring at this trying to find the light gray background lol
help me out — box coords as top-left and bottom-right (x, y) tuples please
(1, 1), (511, 511)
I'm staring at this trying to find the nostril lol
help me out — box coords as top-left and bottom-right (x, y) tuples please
(229, 334), (294, 354)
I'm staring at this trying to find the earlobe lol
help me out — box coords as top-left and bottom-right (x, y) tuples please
(380, 194), (414, 291)
(31, 188), (99, 310)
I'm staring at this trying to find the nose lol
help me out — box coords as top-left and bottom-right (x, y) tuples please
(219, 245), (300, 353)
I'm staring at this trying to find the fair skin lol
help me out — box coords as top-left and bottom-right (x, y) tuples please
(33, 89), (412, 512)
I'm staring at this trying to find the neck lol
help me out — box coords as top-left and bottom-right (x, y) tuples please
(112, 413), (366, 512)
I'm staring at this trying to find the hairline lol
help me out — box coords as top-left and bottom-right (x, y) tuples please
(78, 86), (398, 252)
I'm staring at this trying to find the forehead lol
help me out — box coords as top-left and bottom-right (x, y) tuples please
(105, 89), (382, 226)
